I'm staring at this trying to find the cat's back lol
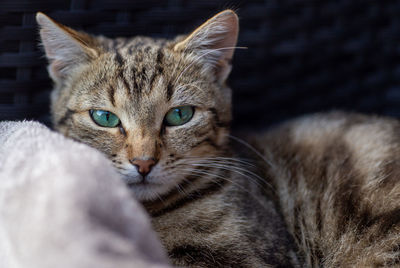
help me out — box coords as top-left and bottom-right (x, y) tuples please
(260, 111), (400, 194)
(251, 111), (400, 267)
(272, 111), (399, 150)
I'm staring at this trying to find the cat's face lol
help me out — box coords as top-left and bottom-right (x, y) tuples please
(37, 11), (238, 201)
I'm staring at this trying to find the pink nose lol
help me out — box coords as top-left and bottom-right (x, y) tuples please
(130, 158), (156, 176)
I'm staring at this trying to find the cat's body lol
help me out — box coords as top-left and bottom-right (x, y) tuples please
(253, 112), (400, 267)
(36, 10), (400, 267)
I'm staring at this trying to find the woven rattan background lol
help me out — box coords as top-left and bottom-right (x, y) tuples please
(1, 0), (400, 130)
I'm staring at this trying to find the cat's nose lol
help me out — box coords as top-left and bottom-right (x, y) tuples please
(130, 158), (156, 177)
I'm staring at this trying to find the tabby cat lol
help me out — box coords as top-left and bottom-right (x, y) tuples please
(37, 10), (400, 267)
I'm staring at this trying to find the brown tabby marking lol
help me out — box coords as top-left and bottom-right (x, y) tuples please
(252, 112), (400, 266)
(38, 10), (400, 267)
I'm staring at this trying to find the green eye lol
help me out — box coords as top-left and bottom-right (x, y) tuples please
(90, 110), (120, 128)
(164, 106), (194, 126)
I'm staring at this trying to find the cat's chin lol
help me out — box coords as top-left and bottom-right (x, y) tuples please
(119, 168), (177, 201)
(127, 180), (171, 201)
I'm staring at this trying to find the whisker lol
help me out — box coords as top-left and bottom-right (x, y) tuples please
(180, 168), (270, 206)
(186, 163), (266, 189)
(178, 154), (275, 192)
(178, 156), (260, 178)
(182, 157), (251, 178)
(183, 156), (256, 167)
(228, 135), (273, 167)
(195, 158), (257, 169)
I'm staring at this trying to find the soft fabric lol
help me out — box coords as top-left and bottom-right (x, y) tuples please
(0, 121), (170, 268)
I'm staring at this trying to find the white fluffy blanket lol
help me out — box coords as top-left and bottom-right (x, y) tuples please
(0, 121), (170, 268)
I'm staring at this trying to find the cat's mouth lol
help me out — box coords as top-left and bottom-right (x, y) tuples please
(124, 176), (173, 201)
(127, 180), (152, 186)
(123, 174), (162, 187)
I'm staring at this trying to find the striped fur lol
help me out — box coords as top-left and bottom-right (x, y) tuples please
(250, 112), (400, 267)
(37, 10), (400, 267)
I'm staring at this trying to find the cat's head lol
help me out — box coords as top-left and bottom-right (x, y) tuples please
(36, 10), (239, 201)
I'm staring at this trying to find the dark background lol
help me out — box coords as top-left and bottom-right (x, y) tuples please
(1, 0), (400, 130)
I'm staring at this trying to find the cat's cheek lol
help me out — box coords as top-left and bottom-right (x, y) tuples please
(162, 129), (202, 154)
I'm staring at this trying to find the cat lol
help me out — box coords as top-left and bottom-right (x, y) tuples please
(36, 10), (400, 267)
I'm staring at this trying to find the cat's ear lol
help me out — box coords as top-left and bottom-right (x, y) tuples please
(36, 12), (100, 83)
(174, 10), (239, 83)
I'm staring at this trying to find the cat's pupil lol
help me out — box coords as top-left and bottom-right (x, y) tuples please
(176, 109), (182, 119)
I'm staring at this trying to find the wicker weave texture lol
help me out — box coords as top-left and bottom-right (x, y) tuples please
(1, 0), (400, 129)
